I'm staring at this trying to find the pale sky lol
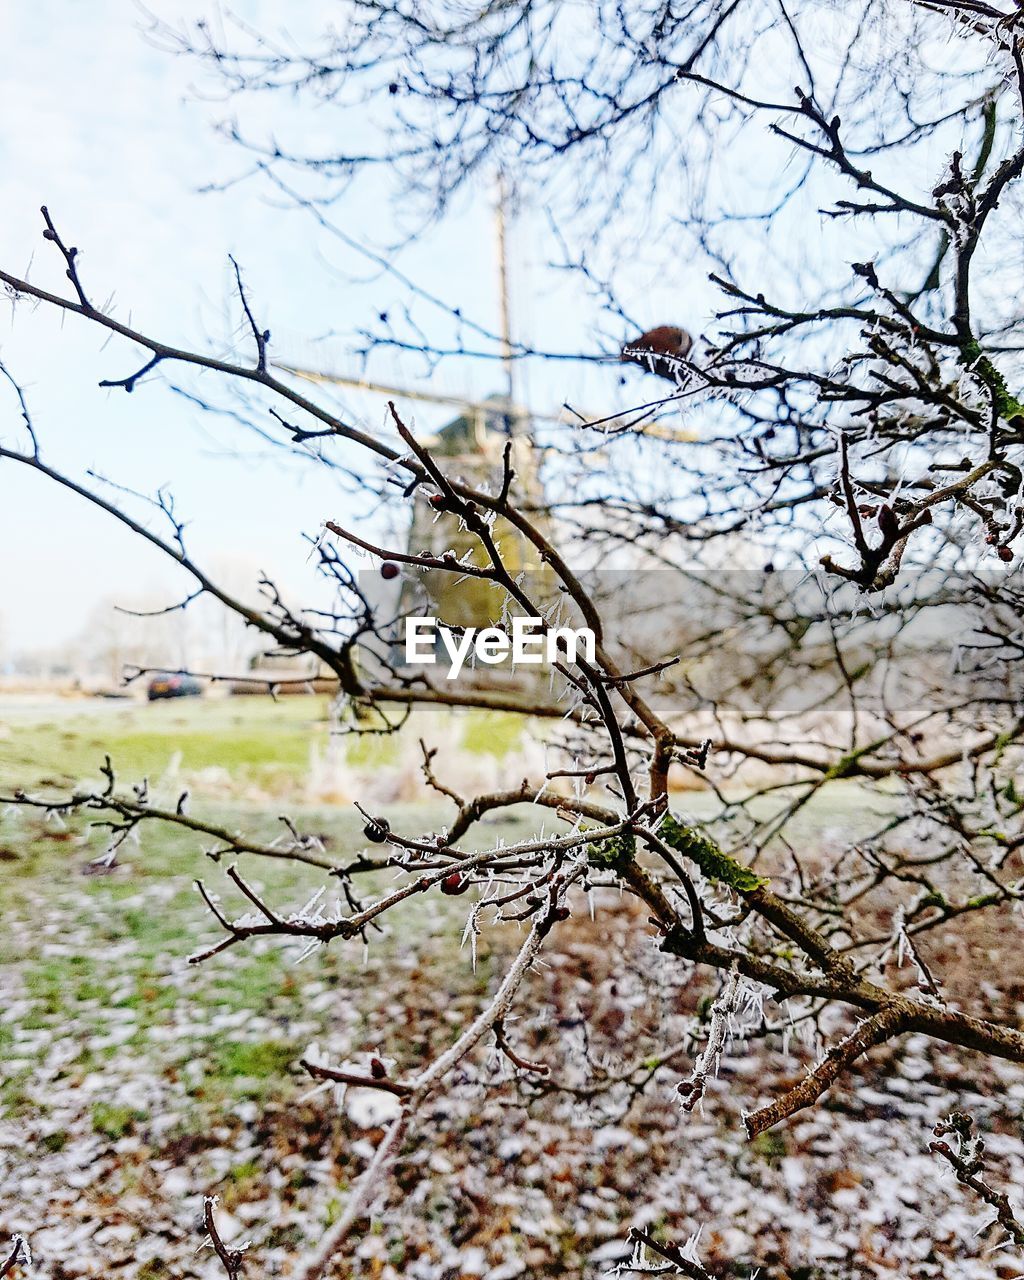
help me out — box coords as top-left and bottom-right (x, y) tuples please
(1, 2), (947, 662)
(0, 1), (653, 659)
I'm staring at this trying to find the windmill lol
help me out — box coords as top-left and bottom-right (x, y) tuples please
(274, 183), (698, 637)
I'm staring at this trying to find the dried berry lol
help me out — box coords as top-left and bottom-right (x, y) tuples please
(363, 817), (391, 844)
(370, 1056), (387, 1079)
(380, 561), (400, 580)
(440, 871), (470, 895)
(997, 545), (1014, 562)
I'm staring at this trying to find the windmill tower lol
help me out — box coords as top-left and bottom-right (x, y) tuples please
(277, 183), (699, 645)
(280, 182), (554, 639)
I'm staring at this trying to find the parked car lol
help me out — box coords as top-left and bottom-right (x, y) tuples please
(147, 674), (203, 701)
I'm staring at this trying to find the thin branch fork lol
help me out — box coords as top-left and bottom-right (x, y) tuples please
(2, 781), (342, 871)
(0, 213), (387, 451)
(229, 254), (270, 373)
(0, 1238), (30, 1279)
(493, 1016), (551, 1076)
(300, 1058), (413, 1097)
(930, 1111), (1024, 1248)
(296, 860), (587, 1280)
(743, 1004), (908, 1138)
(203, 1197), (248, 1280)
(677, 968), (742, 1113)
(625, 1227), (714, 1280)
(189, 814), (622, 963)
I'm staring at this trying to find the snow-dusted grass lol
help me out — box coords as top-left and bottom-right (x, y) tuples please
(3, 703), (1024, 1278)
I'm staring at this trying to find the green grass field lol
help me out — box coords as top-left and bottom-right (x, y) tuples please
(0, 693), (888, 1110)
(0, 694), (333, 795)
(0, 694), (540, 1124)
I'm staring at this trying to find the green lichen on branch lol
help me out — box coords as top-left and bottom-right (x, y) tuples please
(586, 831), (636, 869)
(659, 813), (767, 892)
(960, 339), (1024, 425)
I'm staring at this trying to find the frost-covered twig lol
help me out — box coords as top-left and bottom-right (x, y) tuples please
(297, 861), (586, 1280)
(493, 1016), (551, 1075)
(930, 1111), (1024, 1249)
(677, 968), (742, 1113)
(621, 1226), (714, 1279)
(744, 1005), (907, 1138)
(201, 1197), (248, 1279)
(0, 1238), (30, 1279)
